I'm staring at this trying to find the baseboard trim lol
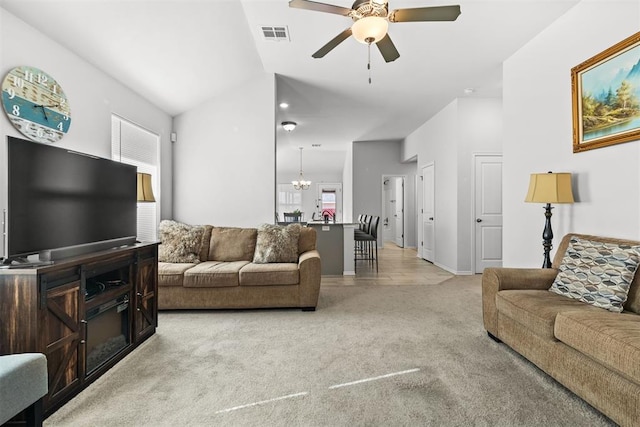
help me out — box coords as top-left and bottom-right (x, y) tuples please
(433, 261), (473, 276)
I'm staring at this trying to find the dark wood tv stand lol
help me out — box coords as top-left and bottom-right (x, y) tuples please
(0, 242), (158, 418)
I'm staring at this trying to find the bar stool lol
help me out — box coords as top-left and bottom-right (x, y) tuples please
(354, 215), (379, 272)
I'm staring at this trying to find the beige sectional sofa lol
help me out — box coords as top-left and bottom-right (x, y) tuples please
(158, 224), (321, 311)
(482, 233), (640, 427)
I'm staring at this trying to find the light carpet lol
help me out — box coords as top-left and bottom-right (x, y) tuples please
(45, 276), (614, 426)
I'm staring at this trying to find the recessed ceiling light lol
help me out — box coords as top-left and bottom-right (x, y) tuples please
(279, 102), (289, 109)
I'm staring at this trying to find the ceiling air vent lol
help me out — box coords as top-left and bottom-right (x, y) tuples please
(261, 26), (290, 42)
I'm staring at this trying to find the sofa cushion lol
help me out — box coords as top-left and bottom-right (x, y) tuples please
(555, 310), (640, 385)
(549, 236), (640, 312)
(208, 227), (257, 262)
(253, 223), (301, 264)
(158, 262), (196, 287)
(158, 220), (205, 264)
(198, 225), (213, 261)
(183, 261), (249, 288)
(298, 227), (316, 254)
(496, 289), (602, 340)
(240, 263), (300, 286)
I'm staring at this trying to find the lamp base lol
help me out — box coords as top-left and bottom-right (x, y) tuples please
(542, 203), (553, 268)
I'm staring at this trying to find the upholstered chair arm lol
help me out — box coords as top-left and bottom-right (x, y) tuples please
(482, 267), (558, 337)
(298, 250), (321, 310)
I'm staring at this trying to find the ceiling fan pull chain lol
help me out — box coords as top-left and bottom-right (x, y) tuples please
(367, 40), (372, 84)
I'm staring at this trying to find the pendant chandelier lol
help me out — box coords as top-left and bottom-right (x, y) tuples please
(292, 147), (311, 190)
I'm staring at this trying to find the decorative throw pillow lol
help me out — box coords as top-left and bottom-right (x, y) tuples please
(253, 223), (302, 264)
(549, 237), (640, 312)
(158, 220), (205, 264)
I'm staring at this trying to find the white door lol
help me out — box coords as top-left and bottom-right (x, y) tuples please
(316, 183), (342, 222)
(394, 177), (404, 247)
(383, 179), (394, 242)
(422, 163), (435, 262)
(474, 155), (503, 273)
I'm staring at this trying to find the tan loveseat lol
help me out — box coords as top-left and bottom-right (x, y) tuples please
(158, 226), (321, 311)
(482, 233), (640, 427)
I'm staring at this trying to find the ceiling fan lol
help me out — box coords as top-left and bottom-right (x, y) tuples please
(289, 0), (461, 63)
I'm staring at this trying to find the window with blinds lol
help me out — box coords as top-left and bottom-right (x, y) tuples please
(111, 115), (160, 242)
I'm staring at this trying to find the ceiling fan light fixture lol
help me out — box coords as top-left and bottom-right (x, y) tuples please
(282, 121), (297, 132)
(351, 16), (388, 44)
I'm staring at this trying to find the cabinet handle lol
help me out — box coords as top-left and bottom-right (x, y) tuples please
(137, 292), (143, 297)
(81, 319), (87, 324)
(80, 340), (86, 344)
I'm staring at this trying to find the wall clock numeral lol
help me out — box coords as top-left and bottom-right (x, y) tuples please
(23, 69), (35, 83)
(11, 76), (24, 88)
(12, 105), (20, 116)
(6, 88), (16, 99)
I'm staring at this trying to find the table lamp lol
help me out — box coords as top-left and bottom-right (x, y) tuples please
(525, 171), (574, 268)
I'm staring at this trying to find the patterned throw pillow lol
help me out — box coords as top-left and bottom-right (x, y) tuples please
(549, 237), (640, 312)
(253, 223), (302, 264)
(158, 220), (205, 264)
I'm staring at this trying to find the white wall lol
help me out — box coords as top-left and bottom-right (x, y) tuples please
(404, 97), (503, 274)
(352, 140), (417, 248)
(172, 73), (276, 227)
(342, 145), (354, 222)
(0, 8), (173, 258)
(457, 98), (503, 272)
(503, 0), (640, 267)
(406, 101), (459, 271)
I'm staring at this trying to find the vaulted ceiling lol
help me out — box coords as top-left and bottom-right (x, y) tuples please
(1, 0), (580, 174)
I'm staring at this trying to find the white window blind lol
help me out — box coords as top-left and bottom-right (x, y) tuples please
(111, 115), (159, 242)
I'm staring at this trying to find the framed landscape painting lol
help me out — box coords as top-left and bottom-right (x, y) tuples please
(572, 31), (640, 152)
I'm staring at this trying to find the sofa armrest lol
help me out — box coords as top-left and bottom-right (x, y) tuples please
(298, 250), (321, 309)
(482, 267), (558, 337)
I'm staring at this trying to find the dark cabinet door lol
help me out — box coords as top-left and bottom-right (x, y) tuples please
(134, 249), (157, 342)
(40, 279), (84, 408)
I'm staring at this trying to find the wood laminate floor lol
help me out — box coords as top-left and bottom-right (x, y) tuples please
(321, 241), (454, 286)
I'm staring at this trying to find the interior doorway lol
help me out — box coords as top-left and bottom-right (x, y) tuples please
(315, 183), (342, 222)
(421, 163), (435, 263)
(473, 154), (503, 273)
(381, 175), (405, 248)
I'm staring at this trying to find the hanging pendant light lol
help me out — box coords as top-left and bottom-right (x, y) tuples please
(292, 147), (311, 190)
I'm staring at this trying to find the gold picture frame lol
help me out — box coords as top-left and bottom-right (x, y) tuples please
(572, 31), (640, 153)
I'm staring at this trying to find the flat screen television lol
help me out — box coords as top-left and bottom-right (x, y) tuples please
(6, 136), (137, 261)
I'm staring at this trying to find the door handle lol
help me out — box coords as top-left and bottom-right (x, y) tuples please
(429, 217), (434, 221)
(476, 218), (482, 223)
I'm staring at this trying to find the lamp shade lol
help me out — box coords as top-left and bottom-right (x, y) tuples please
(137, 172), (156, 202)
(351, 16), (389, 44)
(525, 172), (574, 204)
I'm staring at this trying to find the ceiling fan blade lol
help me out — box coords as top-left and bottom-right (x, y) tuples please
(390, 5), (461, 23)
(312, 28), (352, 58)
(376, 34), (400, 63)
(289, 0), (353, 16)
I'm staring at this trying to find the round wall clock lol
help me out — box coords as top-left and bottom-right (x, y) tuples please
(1, 66), (71, 143)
